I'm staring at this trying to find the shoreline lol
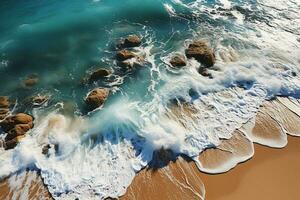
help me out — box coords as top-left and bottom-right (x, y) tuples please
(0, 97), (300, 199)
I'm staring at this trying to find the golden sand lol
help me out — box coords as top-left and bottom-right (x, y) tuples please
(200, 135), (300, 200)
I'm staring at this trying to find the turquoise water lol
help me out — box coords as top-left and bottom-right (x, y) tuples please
(0, 0), (299, 199)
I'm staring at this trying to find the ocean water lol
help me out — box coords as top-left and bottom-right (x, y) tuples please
(0, 0), (299, 199)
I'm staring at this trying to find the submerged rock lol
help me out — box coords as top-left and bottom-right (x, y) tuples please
(116, 50), (136, 61)
(88, 68), (111, 83)
(85, 88), (109, 110)
(185, 41), (215, 67)
(0, 113), (34, 150)
(32, 95), (49, 106)
(23, 74), (39, 87)
(170, 55), (187, 68)
(118, 35), (142, 49)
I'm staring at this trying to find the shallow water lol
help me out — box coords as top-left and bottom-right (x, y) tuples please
(0, 0), (299, 199)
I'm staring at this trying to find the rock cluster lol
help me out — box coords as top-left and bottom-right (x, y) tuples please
(0, 113), (34, 150)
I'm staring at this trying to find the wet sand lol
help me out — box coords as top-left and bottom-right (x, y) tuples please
(197, 97), (300, 200)
(200, 135), (300, 200)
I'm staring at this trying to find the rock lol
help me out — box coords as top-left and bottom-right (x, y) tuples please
(185, 41), (215, 67)
(0, 96), (9, 108)
(118, 35), (141, 49)
(85, 88), (109, 110)
(24, 74), (39, 87)
(0, 108), (9, 120)
(4, 136), (25, 150)
(170, 55), (186, 68)
(0, 113), (34, 150)
(0, 113), (33, 132)
(116, 50), (136, 61)
(89, 68), (111, 83)
(42, 144), (51, 155)
(198, 68), (212, 78)
(32, 95), (49, 106)
(150, 148), (175, 168)
(0, 108), (9, 115)
(5, 124), (33, 140)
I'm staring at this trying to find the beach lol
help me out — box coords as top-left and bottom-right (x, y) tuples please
(0, 0), (299, 199)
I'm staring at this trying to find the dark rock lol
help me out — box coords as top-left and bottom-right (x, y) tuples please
(198, 68), (212, 78)
(24, 74), (39, 87)
(116, 50), (136, 61)
(5, 124), (32, 140)
(4, 135), (26, 150)
(42, 144), (51, 155)
(88, 68), (111, 83)
(118, 35), (141, 49)
(170, 55), (186, 68)
(149, 148), (176, 168)
(4, 137), (20, 150)
(185, 41), (215, 67)
(85, 88), (109, 110)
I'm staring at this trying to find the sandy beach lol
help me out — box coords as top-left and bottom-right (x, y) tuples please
(201, 135), (300, 200)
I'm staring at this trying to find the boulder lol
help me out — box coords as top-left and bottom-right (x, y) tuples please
(5, 124), (33, 140)
(185, 41), (215, 67)
(198, 68), (212, 78)
(88, 68), (111, 83)
(118, 35), (141, 49)
(170, 55), (186, 68)
(116, 50), (136, 61)
(0, 96), (9, 108)
(85, 88), (109, 110)
(4, 135), (25, 150)
(24, 74), (39, 87)
(0, 113), (33, 132)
